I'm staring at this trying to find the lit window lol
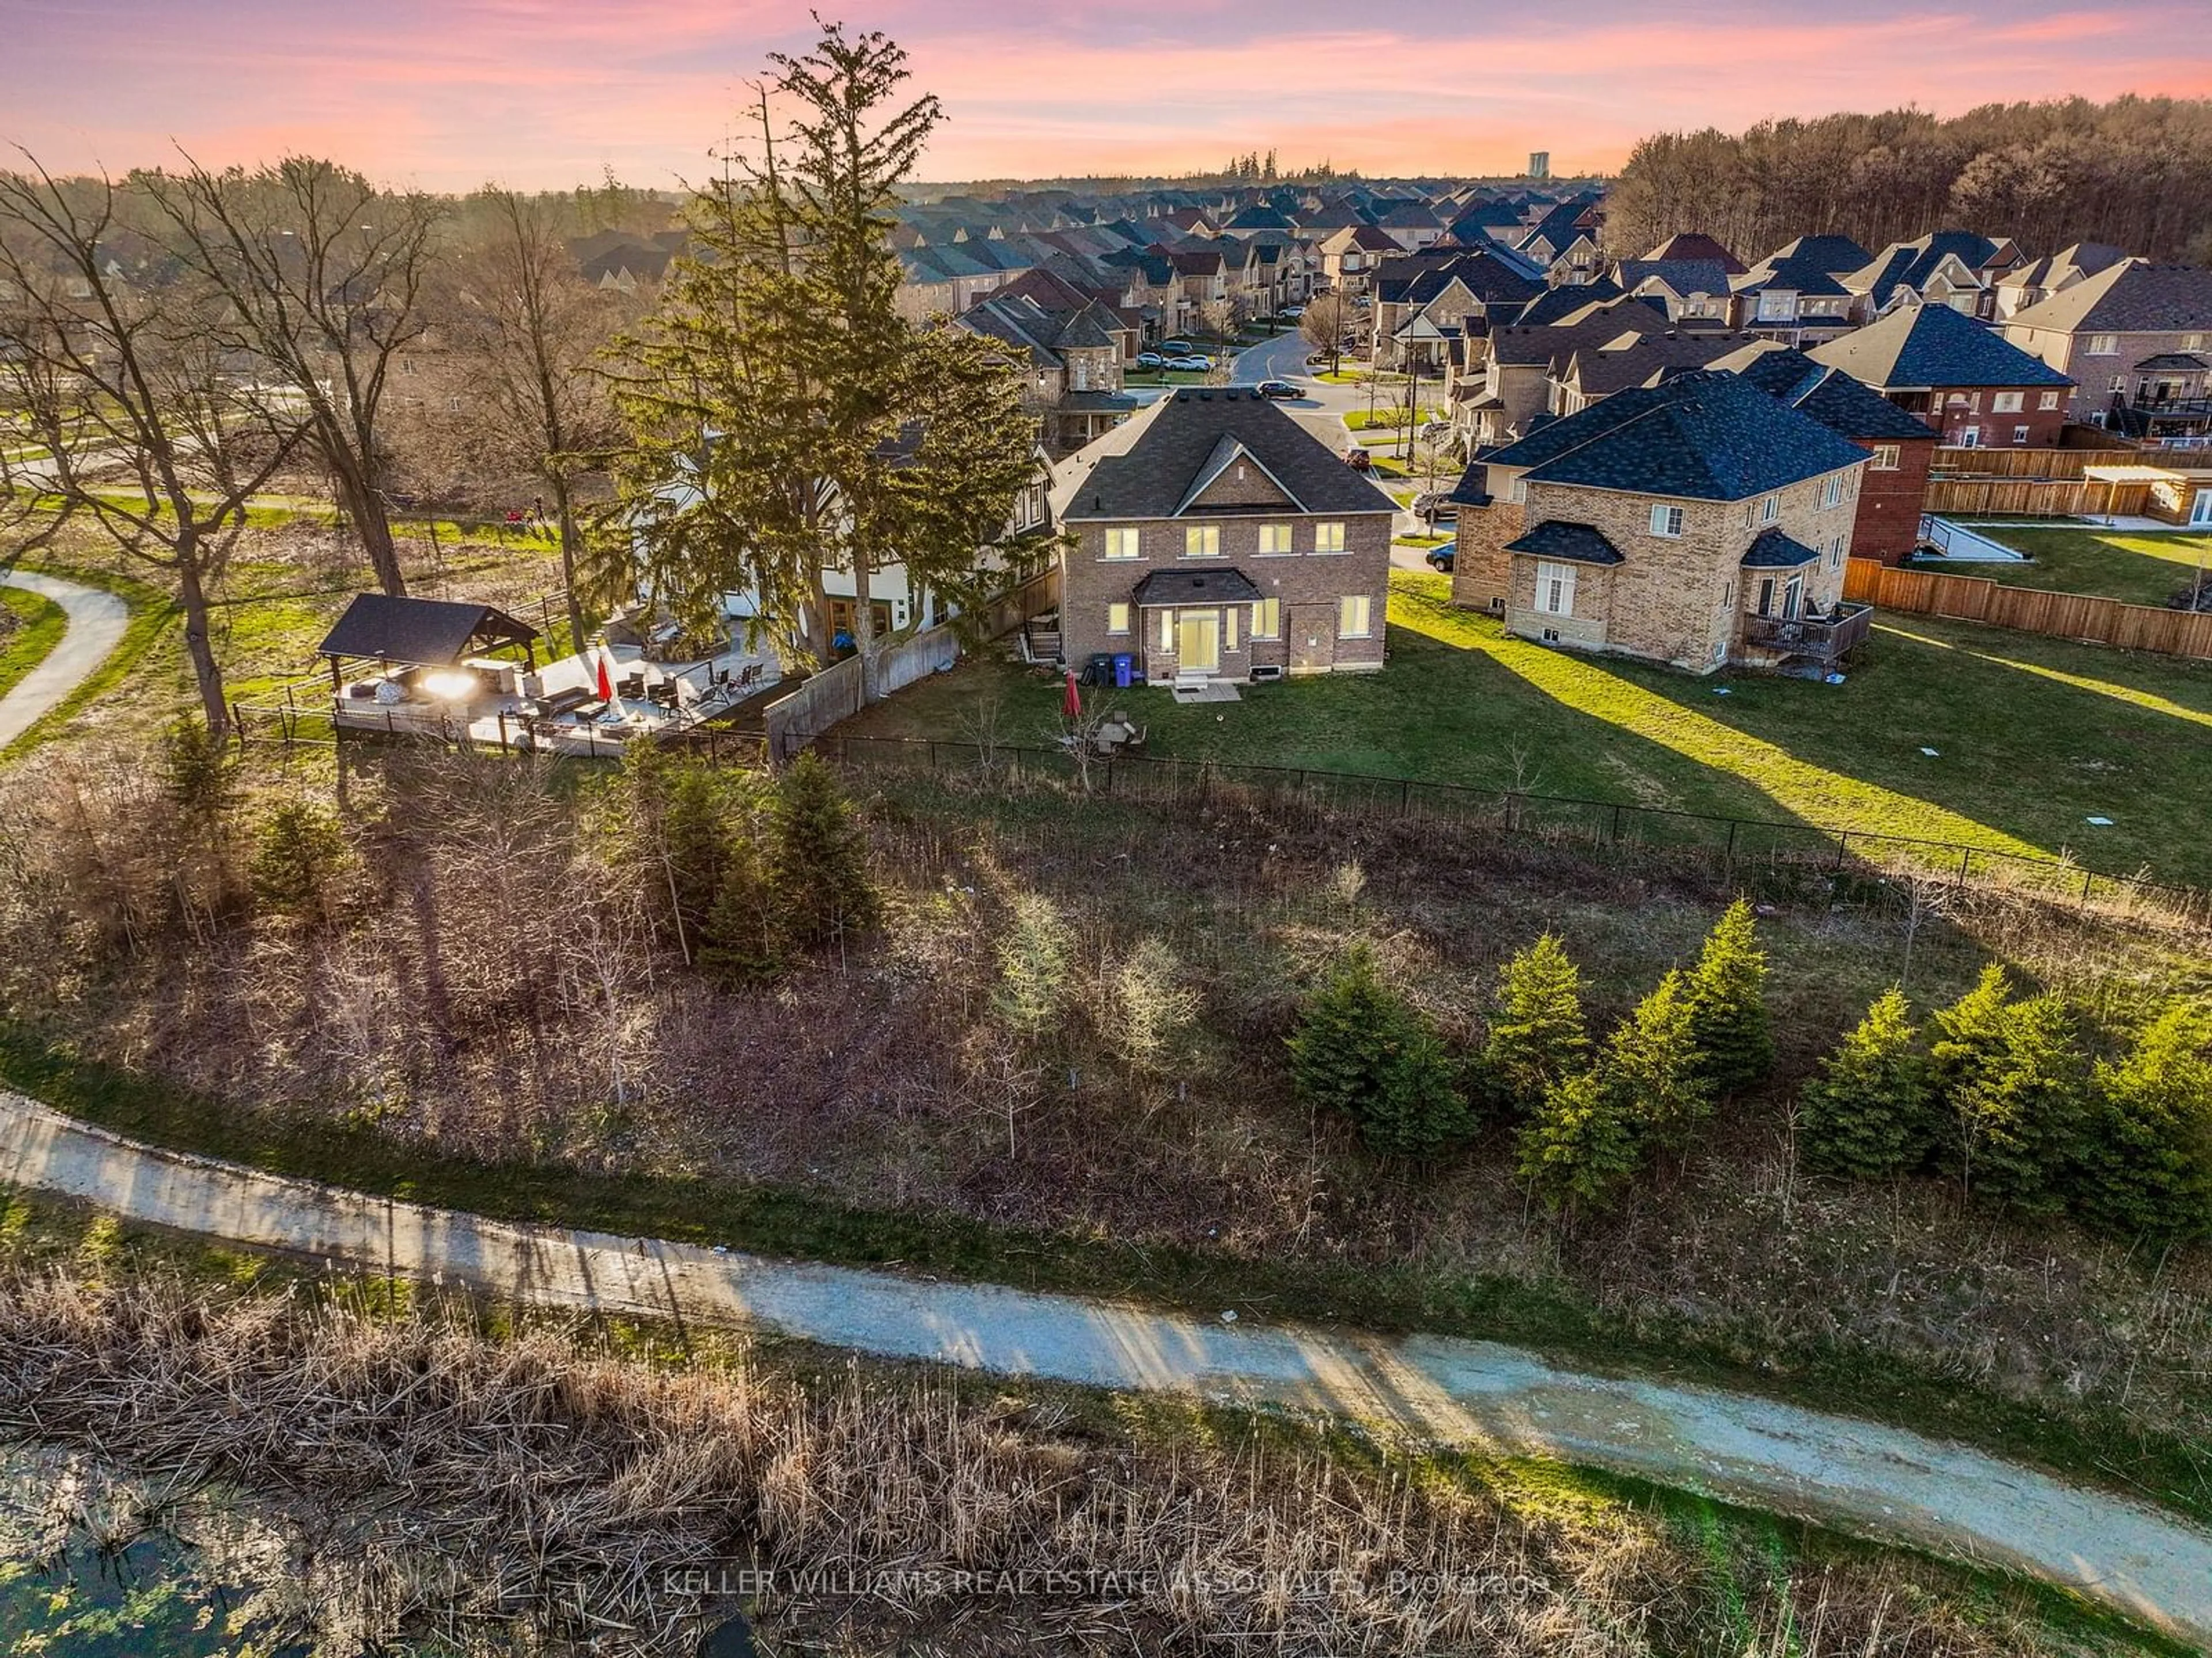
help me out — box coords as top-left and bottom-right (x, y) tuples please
(1535, 560), (1576, 615)
(1159, 611), (1174, 650)
(1184, 524), (1221, 558)
(1225, 608), (1240, 650)
(1258, 523), (1293, 554)
(1313, 521), (1346, 553)
(1338, 593), (1372, 637)
(1870, 445), (1900, 471)
(1649, 504), (1684, 537)
(1104, 528), (1141, 560)
(1252, 598), (1281, 638)
(1107, 603), (1130, 635)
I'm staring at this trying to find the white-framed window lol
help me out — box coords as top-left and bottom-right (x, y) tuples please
(2087, 333), (2118, 354)
(2039, 389), (2060, 410)
(1252, 597), (1280, 638)
(1760, 494), (1780, 524)
(2013, 425), (2030, 444)
(1534, 560), (1576, 616)
(1649, 503), (1684, 537)
(1225, 607), (1240, 650)
(1721, 578), (1734, 608)
(1104, 528), (1141, 560)
(1107, 603), (1130, 635)
(1338, 594), (1372, 638)
(1821, 475), (1844, 508)
(1869, 444), (1900, 471)
(1992, 391), (2024, 412)
(1313, 521), (1346, 554)
(1184, 524), (1220, 558)
(1257, 523), (1293, 555)
(1505, 476), (1527, 504)
(2185, 332), (2206, 351)
(1158, 610), (1174, 650)
(1827, 536), (1845, 570)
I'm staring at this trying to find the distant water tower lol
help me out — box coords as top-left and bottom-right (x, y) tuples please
(1528, 152), (1551, 180)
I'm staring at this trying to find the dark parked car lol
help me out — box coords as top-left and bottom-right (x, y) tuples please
(1425, 539), (1457, 573)
(1159, 338), (1196, 355)
(1253, 379), (1298, 400)
(1342, 447), (1373, 471)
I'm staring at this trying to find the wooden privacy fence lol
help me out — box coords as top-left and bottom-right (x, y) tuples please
(1844, 558), (2212, 660)
(1922, 477), (2153, 517)
(1929, 446), (2147, 479)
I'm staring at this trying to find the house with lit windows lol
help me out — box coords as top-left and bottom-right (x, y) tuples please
(1054, 388), (1397, 683)
(1446, 370), (1876, 676)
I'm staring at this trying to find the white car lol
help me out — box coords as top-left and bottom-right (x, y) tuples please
(1169, 354), (1214, 371)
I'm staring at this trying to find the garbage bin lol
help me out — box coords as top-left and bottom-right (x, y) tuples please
(1084, 652), (1116, 687)
(1112, 653), (1132, 688)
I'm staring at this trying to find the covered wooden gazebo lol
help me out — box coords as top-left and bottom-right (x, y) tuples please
(315, 593), (538, 688)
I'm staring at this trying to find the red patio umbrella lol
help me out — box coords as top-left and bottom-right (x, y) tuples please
(1062, 670), (1081, 720)
(595, 646), (615, 702)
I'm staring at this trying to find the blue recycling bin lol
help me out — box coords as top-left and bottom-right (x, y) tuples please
(1112, 653), (1132, 688)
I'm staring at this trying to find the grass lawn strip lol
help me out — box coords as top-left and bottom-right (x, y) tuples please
(0, 586), (67, 705)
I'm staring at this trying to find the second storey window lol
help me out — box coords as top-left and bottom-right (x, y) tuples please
(1760, 494), (1781, 524)
(1184, 524), (1220, 558)
(1258, 524), (1293, 554)
(1104, 528), (1140, 560)
(1649, 504), (1684, 537)
(1992, 391), (2024, 412)
(1870, 445), (1900, 471)
(1821, 475), (1845, 508)
(2087, 333), (2118, 354)
(2039, 390), (2061, 410)
(1313, 521), (1346, 554)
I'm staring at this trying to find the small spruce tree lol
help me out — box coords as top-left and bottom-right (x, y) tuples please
(1683, 898), (1774, 1099)
(1929, 963), (2014, 1106)
(1798, 988), (1931, 1179)
(2077, 1005), (2212, 1242)
(250, 800), (347, 919)
(1287, 945), (1472, 1160)
(1605, 968), (1714, 1152)
(1482, 934), (1590, 1115)
(1517, 1069), (1641, 1213)
(1952, 993), (2089, 1214)
(658, 761), (731, 944)
(993, 893), (1074, 1043)
(768, 752), (879, 948)
(698, 828), (784, 987)
(1107, 937), (1200, 1075)
(160, 715), (237, 822)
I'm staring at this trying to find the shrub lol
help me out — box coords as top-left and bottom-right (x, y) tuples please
(1482, 934), (1589, 1115)
(1952, 993), (2090, 1215)
(2077, 1005), (2212, 1242)
(1929, 964), (2014, 1108)
(1683, 898), (1773, 1099)
(770, 753), (878, 948)
(698, 832), (783, 987)
(1107, 937), (1199, 1074)
(249, 800), (346, 918)
(159, 716), (236, 822)
(1517, 1069), (1641, 1212)
(1287, 945), (1472, 1160)
(659, 762), (733, 944)
(1799, 988), (1931, 1179)
(1605, 969), (1714, 1151)
(994, 893), (1074, 1043)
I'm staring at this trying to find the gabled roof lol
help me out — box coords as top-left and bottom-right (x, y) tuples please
(1733, 257), (1852, 299)
(2002, 241), (2130, 293)
(1058, 388), (1396, 521)
(1706, 342), (1940, 441)
(1641, 233), (1746, 274)
(2005, 262), (2212, 334)
(1808, 301), (2071, 390)
(1512, 279), (1626, 326)
(1503, 520), (1624, 565)
(317, 595), (536, 669)
(1476, 370), (1871, 502)
(1175, 434), (1297, 514)
(1845, 232), (2003, 306)
(1619, 259), (1734, 299)
(1740, 529), (1823, 568)
(1759, 234), (1872, 276)
(1560, 331), (1759, 396)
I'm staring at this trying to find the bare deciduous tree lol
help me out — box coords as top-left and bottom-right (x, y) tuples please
(1300, 292), (1353, 376)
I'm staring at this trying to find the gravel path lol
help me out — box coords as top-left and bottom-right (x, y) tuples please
(2, 1088), (2207, 1649)
(0, 569), (130, 749)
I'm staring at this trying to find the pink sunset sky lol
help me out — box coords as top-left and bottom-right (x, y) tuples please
(6, 1), (2212, 190)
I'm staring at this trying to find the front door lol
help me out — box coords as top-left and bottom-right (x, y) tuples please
(2192, 488), (2212, 528)
(1176, 610), (1219, 673)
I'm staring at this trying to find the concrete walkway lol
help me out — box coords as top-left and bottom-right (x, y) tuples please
(0, 570), (130, 749)
(1, 1092), (2207, 1645)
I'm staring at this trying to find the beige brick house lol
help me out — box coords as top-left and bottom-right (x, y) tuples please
(1448, 371), (1875, 675)
(1055, 389), (1397, 683)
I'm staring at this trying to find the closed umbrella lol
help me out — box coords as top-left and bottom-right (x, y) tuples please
(1062, 670), (1081, 719)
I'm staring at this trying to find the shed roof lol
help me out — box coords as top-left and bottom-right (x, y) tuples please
(1130, 567), (1264, 605)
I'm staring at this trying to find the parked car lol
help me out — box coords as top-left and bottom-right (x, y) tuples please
(1159, 338), (1196, 355)
(1253, 379), (1298, 400)
(1281, 304), (1305, 319)
(1425, 539), (1456, 573)
(1168, 354), (1213, 371)
(1136, 350), (1165, 368)
(1411, 490), (1459, 525)
(1342, 447), (1373, 471)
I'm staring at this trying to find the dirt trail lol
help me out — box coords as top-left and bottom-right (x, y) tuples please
(2, 1088), (2207, 1648)
(0, 569), (129, 749)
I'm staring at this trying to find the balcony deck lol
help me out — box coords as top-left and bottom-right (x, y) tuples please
(1740, 601), (1874, 665)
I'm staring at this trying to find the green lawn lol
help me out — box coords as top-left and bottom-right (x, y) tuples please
(1949, 526), (2212, 607)
(0, 586), (67, 702)
(849, 571), (2212, 887)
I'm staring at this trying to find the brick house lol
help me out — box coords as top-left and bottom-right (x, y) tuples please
(1317, 225), (1402, 296)
(1842, 232), (2025, 322)
(1807, 302), (2073, 448)
(2001, 262), (2212, 444)
(1447, 370), (1874, 676)
(1710, 342), (1940, 563)
(1054, 388), (1397, 683)
(954, 290), (1140, 456)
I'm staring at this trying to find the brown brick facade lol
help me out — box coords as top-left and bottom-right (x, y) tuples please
(1852, 436), (1935, 563)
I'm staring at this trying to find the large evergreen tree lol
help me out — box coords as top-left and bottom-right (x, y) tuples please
(1482, 934), (1590, 1116)
(1606, 970), (1714, 1152)
(1950, 993), (2089, 1214)
(768, 752), (879, 948)
(1287, 946), (1471, 1160)
(2077, 1005), (2212, 1242)
(1799, 989), (1931, 1179)
(1683, 898), (1774, 1100)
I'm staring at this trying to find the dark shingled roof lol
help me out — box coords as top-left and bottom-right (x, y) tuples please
(1846, 231), (2008, 307)
(1482, 370), (1872, 501)
(1707, 342), (1940, 441)
(1759, 234), (1872, 276)
(1503, 520), (1624, 565)
(1130, 567), (1264, 606)
(2134, 351), (2210, 372)
(1642, 233), (1747, 274)
(317, 595), (536, 668)
(1809, 302), (2071, 391)
(2006, 262), (2212, 334)
(1060, 389), (1396, 521)
(1740, 529), (1824, 569)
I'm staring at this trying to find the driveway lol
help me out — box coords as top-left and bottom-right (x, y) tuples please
(2, 1087), (2208, 1649)
(0, 570), (130, 751)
